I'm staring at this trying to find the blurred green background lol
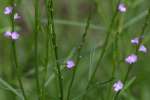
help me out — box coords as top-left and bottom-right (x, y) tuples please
(0, 0), (150, 100)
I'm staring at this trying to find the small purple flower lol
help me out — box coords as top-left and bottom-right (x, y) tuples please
(118, 3), (127, 13)
(139, 45), (147, 53)
(4, 31), (12, 37)
(4, 6), (13, 15)
(14, 13), (21, 20)
(125, 54), (138, 64)
(131, 37), (139, 45)
(113, 80), (123, 92)
(11, 32), (20, 40)
(66, 60), (75, 69)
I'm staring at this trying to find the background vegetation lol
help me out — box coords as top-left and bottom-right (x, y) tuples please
(0, 0), (150, 100)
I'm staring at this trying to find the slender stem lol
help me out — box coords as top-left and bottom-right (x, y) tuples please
(107, 10), (124, 100)
(66, 8), (92, 100)
(44, 0), (50, 81)
(34, 0), (41, 99)
(113, 8), (150, 100)
(41, 0), (49, 100)
(140, 9), (150, 36)
(113, 64), (132, 100)
(40, 0), (54, 99)
(111, 12), (123, 79)
(82, 1), (121, 99)
(48, 0), (63, 100)
(10, 1), (27, 100)
(71, 78), (114, 100)
(11, 41), (27, 100)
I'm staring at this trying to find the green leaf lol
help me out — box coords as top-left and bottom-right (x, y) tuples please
(123, 10), (148, 29)
(122, 76), (136, 93)
(88, 47), (96, 81)
(0, 78), (24, 100)
(41, 19), (106, 31)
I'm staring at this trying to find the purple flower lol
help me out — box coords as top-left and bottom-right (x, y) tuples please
(14, 13), (21, 20)
(11, 32), (20, 40)
(139, 45), (147, 53)
(125, 54), (138, 64)
(113, 80), (123, 92)
(4, 31), (12, 37)
(4, 31), (20, 40)
(118, 3), (127, 13)
(4, 6), (13, 15)
(66, 60), (75, 69)
(131, 37), (139, 45)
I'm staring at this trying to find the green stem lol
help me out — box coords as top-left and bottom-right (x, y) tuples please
(40, 0), (50, 100)
(44, 0), (50, 81)
(48, 0), (63, 100)
(82, 1), (121, 100)
(71, 78), (114, 100)
(66, 8), (92, 100)
(34, 0), (41, 99)
(40, 0), (55, 99)
(11, 41), (27, 100)
(108, 10), (123, 100)
(10, 1), (27, 100)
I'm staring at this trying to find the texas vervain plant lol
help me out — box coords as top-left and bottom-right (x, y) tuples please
(0, 0), (150, 100)
(4, 1), (27, 100)
(113, 8), (150, 100)
(82, 1), (122, 99)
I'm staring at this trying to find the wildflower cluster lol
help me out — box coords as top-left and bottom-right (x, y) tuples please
(4, 5), (21, 40)
(113, 3), (148, 93)
(4, 31), (20, 40)
(113, 36), (147, 92)
(125, 37), (147, 64)
(131, 37), (147, 53)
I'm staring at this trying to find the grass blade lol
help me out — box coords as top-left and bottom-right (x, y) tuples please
(0, 78), (24, 100)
